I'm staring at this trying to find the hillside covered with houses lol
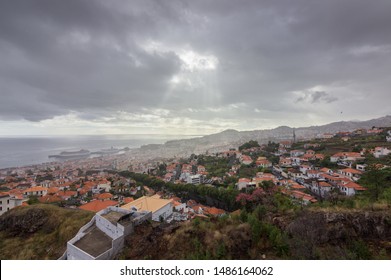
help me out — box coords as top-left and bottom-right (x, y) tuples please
(1, 126), (391, 259)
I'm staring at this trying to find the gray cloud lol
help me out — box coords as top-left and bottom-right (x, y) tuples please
(296, 91), (338, 104)
(0, 0), (390, 130)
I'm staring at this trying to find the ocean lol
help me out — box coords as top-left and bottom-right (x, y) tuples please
(0, 134), (197, 169)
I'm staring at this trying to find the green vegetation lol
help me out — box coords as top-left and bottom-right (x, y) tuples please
(119, 171), (240, 211)
(0, 204), (94, 259)
(239, 140), (260, 151)
(264, 141), (279, 153)
(359, 167), (391, 202)
(197, 155), (233, 178)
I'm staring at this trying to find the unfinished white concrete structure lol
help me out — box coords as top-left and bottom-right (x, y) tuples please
(63, 206), (151, 260)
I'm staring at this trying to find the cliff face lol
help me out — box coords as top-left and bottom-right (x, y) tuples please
(284, 209), (391, 259)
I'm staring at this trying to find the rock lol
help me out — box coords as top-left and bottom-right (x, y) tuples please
(0, 207), (49, 236)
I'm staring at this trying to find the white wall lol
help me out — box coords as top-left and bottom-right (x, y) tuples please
(67, 243), (94, 260)
(96, 215), (124, 240)
(0, 196), (11, 216)
(174, 203), (186, 212)
(152, 203), (173, 221)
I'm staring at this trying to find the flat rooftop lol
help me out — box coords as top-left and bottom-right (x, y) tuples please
(101, 210), (135, 227)
(73, 225), (112, 257)
(101, 211), (126, 225)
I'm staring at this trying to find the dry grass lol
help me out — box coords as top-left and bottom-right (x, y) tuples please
(0, 204), (94, 260)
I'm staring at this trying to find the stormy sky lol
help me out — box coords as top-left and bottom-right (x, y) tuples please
(1, 0), (390, 135)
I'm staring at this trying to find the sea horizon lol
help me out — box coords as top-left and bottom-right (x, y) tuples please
(0, 134), (201, 170)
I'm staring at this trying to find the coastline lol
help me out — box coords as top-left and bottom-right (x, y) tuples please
(0, 134), (200, 170)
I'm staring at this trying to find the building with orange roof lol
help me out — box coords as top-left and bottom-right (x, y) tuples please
(172, 200), (186, 212)
(23, 186), (47, 197)
(204, 207), (225, 216)
(279, 157), (292, 167)
(338, 182), (366, 196)
(372, 147), (391, 158)
(79, 200), (119, 212)
(314, 153), (325, 160)
(337, 168), (363, 181)
(56, 190), (78, 200)
(123, 197), (134, 204)
(330, 152), (364, 163)
(240, 155), (253, 165)
(47, 187), (60, 195)
(237, 178), (251, 190)
(307, 169), (321, 178)
(0, 192), (24, 215)
(290, 190), (317, 204)
(192, 205), (204, 214)
(121, 195), (173, 222)
(256, 159), (272, 168)
(197, 165), (206, 173)
(96, 193), (113, 201)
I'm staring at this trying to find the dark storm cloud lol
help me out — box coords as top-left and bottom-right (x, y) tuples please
(0, 0), (390, 124)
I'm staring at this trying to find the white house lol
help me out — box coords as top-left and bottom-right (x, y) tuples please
(256, 159), (272, 168)
(372, 147), (391, 158)
(337, 182), (366, 196)
(310, 181), (333, 197)
(290, 150), (305, 157)
(187, 174), (204, 185)
(172, 201), (186, 212)
(386, 131), (391, 142)
(23, 186), (48, 197)
(237, 178), (251, 191)
(299, 165), (313, 174)
(337, 168), (362, 181)
(330, 152), (364, 163)
(356, 164), (367, 172)
(240, 155), (253, 165)
(307, 170), (320, 179)
(0, 193), (23, 216)
(97, 180), (111, 192)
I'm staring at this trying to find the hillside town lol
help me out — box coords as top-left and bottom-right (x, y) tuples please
(1, 127), (390, 219)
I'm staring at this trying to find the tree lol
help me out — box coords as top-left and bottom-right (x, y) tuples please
(359, 167), (391, 201)
(239, 140), (260, 151)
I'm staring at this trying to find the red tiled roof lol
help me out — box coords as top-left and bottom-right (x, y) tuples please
(47, 187), (60, 194)
(339, 168), (362, 174)
(238, 178), (251, 183)
(345, 182), (366, 191)
(23, 186), (47, 193)
(123, 197), (134, 204)
(319, 182), (332, 187)
(56, 190), (77, 198)
(204, 207), (225, 215)
(79, 200), (118, 212)
(97, 193), (113, 200)
(172, 201), (183, 207)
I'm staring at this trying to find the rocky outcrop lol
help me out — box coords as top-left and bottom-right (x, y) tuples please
(286, 210), (391, 244)
(0, 207), (49, 235)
